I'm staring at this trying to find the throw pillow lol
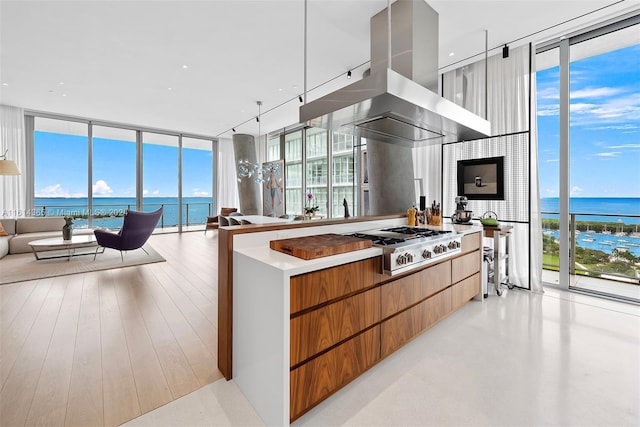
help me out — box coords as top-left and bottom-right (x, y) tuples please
(0, 223), (8, 237)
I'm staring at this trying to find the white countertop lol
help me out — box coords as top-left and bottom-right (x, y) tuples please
(235, 245), (383, 276)
(233, 220), (483, 275)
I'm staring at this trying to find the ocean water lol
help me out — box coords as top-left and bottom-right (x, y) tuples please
(34, 197), (213, 229)
(541, 197), (640, 256)
(541, 197), (640, 224)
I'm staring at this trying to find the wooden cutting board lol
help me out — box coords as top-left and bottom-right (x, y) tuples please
(269, 233), (373, 260)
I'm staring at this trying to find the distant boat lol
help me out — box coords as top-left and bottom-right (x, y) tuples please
(602, 224), (611, 235)
(581, 237), (596, 243)
(618, 239), (629, 243)
(615, 220), (625, 237)
(586, 224), (592, 234)
(628, 243), (640, 247)
(614, 246), (630, 251)
(601, 240), (615, 246)
(631, 225), (640, 238)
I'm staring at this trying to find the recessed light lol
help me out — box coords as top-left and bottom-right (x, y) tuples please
(59, 82), (65, 85)
(278, 88), (283, 92)
(449, 52), (455, 57)
(292, 84), (298, 89)
(167, 87), (172, 91)
(62, 93), (67, 97)
(182, 64), (189, 69)
(2, 83), (8, 86)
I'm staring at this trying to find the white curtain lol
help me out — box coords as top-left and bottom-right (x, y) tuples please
(529, 48), (543, 293)
(0, 105), (27, 218)
(442, 45), (543, 292)
(216, 137), (240, 212)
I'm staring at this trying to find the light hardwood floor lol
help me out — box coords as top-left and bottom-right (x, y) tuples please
(0, 231), (221, 426)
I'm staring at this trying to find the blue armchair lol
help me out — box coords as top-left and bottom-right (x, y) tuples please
(93, 208), (162, 261)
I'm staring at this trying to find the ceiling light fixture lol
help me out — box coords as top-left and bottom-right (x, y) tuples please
(299, 95), (303, 103)
(232, 127), (236, 132)
(182, 64), (189, 69)
(502, 44), (509, 59)
(347, 70), (352, 79)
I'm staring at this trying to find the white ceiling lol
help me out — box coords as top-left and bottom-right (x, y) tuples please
(1, 0), (638, 140)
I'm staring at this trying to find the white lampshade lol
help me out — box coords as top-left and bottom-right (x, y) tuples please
(0, 159), (21, 175)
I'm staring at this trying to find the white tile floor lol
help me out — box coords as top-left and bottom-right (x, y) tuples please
(124, 287), (640, 426)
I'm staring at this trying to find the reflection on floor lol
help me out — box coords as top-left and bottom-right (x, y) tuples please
(124, 287), (640, 426)
(542, 269), (640, 301)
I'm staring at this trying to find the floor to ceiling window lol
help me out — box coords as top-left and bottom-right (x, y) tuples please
(537, 18), (640, 302)
(332, 131), (355, 217)
(34, 117), (89, 226)
(31, 114), (215, 233)
(284, 130), (303, 216)
(182, 136), (214, 228)
(306, 128), (328, 217)
(92, 126), (137, 229)
(142, 132), (178, 229)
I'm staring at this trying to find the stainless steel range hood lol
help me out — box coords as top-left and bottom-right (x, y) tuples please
(299, 0), (490, 147)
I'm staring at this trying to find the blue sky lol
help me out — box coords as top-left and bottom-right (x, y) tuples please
(34, 133), (212, 198)
(537, 43), (640, 198)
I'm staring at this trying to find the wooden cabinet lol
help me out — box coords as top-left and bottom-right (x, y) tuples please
(290, 257), (383, 315)
(289, 231), (481, 422)
(290, 327), (380, 421)
(290, 288), (380, 367)
(451, 273), (481, 311)
(380, 260), (451, 319)
(451, 251), (481, 284)
(381, 287), (452, 358)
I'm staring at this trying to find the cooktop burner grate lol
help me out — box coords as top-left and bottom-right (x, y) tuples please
(381, 226), (452, 237)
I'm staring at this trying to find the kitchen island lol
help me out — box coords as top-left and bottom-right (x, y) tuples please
(230, 220), (483, 425)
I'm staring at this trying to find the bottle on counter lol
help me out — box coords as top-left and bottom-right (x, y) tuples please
(407, 206), (417, 226)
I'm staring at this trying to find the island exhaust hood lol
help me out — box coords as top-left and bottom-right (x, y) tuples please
(299, 0), (490, 147)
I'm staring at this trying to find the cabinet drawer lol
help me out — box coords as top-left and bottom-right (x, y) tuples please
(290, 288), (380, 366)
(380, 260), (451, 319)
(290, 326), (380, 422)
(451, 273), (480, 311)
(451, 250), (480, 284)
(290, 257), (382, 315)
(380, 288), (451, 358)
(461, 232), (481, 254)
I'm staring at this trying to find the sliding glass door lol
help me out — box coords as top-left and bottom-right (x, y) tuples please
(537, 20), (640, 302)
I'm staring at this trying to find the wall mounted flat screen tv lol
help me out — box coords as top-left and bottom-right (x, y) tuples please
(457, 156), (505, 200)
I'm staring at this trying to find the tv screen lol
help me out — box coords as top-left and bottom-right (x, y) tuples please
(457, 156), (505, 200)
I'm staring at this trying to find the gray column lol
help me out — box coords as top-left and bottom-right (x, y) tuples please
(367, 139), (416, 215)
(232, 134), (260, 215)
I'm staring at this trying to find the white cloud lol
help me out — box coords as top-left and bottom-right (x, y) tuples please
(36, 184), (70, 197)
(192, 189), (210, 197)
(152, 190), (160, 196)
(571, 186), (583, 196)
(608, 144), (640, 149)
(537, 87), (559, 100)
(143, 189), (149, 196)
(570, 103), (597, 114)
(92, 179), (113, 196)
(537, 104), (559, 117)
(595, 152), (621, 158)
(570, 87), (621, 99)
(546, 159), (559, 163)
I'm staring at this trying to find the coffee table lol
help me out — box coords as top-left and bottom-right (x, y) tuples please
(28, 235), (104, 261)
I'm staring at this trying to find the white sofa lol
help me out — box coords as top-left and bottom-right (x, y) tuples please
(0, 217), (94, 259)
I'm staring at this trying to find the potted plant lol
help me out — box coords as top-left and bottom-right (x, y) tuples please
(304, 192), (319, 219)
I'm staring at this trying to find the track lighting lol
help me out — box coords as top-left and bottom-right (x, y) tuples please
(299, 95), (303, 103)
(232, 128), (236, 132)
(347, 70), (352, 79)
(502, 44), (509, 59)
